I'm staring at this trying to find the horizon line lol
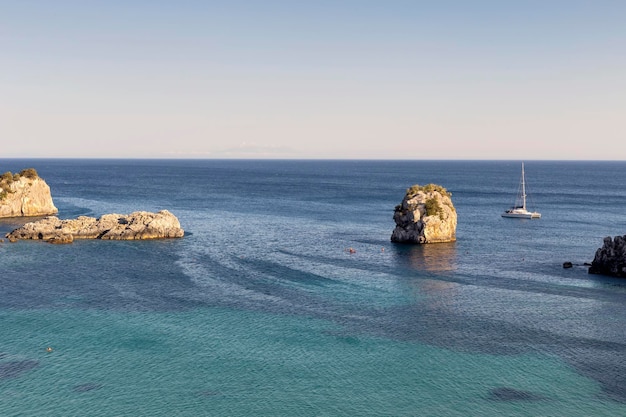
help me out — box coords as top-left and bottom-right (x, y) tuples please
(1, 157), (625, 162)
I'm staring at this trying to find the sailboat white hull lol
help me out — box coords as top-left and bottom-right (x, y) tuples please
(502, 209), (541, 219)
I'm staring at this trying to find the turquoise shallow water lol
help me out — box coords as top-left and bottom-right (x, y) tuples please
(1, 308), (619, 416)
(1, 159), (626, 416)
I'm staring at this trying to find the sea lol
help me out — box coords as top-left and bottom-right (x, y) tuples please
(1, 159), (625, 417)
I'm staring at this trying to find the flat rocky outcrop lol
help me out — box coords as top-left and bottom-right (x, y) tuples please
(6, 210), (184, 244)
(391, 184), (457, 244)
(589, 235), (626, 278)
(0, 169), (58, 218)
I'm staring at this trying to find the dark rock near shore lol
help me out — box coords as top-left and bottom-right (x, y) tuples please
(589, 235), (626, 278)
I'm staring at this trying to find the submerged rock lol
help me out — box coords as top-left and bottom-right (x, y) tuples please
(0, 359), (39, 379)
(73, 383), (103, 392)
(589, 235), (626, 278)
(6, 210), (184, 243)
(391, 184), (457, 244)
(487, 387), (545, 402)
(0, 168), (58, 218)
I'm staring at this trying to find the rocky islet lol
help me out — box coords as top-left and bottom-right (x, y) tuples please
(0, 168), (58, 218)
(589, 235), (626, 278)
(2, 167), (183, 244)
(391, 183), (457, 244)
(6, 210), (184, 243)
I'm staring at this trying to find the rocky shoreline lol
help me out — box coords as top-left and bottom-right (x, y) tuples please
(6, 210), (184, 244)
(589, 235), (626, 278)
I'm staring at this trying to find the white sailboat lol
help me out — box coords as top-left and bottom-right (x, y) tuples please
(502, 162), (541, 219)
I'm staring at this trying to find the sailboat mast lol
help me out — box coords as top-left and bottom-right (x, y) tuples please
(521, 162), (527, 210)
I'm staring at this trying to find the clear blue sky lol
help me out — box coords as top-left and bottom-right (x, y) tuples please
(2, 1), (625, 159)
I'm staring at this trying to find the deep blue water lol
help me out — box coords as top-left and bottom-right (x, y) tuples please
(1, 159), (626, 416)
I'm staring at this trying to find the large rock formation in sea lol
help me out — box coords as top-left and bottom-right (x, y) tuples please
(6, 210), (184, 244)
(0, 168), (58, 218)
(391, 184), (457, 244)
(588, 235), (626, 278)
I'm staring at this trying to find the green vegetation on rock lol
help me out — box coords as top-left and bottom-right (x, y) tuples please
(0, 168), (39, 200)
(406, 183), (451, 198)
(20, 168), (39, 179)
(425, 197), (444, 220)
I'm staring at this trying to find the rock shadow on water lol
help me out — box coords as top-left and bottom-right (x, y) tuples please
(487, 387), (546, 402)
(392, 242), (458, 273)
